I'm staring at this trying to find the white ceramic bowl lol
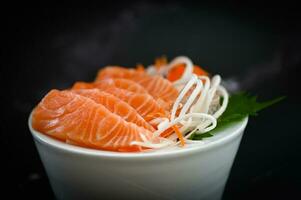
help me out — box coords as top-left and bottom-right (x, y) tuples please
(29, 113), (248, 200)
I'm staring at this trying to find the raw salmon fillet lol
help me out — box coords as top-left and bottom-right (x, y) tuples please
(72, 82), (168, 124)
(32, 63), (182, 152)
(32, 89), (155, 152)
(94, 78), (148, 94)
(134, 75), (178, 104)
(96, 66), (146, 80)
(94, 78), (174, 110)
(72, 89), (155, 132)
(96, 67), (178, 103)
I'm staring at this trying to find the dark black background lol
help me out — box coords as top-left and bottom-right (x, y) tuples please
(2, 2), (301, 199)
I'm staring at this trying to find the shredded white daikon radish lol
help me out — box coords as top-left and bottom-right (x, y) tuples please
(132, 56), (229, 149)
(154, 113), (217, 138)
(146, 56), (194, 86)
(190, 76), (210, 113)
(170, 75), (198, 121)
(213, 85), (229, 119)
(178, 78), (203, 117)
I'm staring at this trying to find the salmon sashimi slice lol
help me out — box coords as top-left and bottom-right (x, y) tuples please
(71, 82), (168, 125)
(94, 78), (148, 94)
(32, 89), (156, 152)
(134, 75), (179, 104)
(72, 89), (155, 132)
(95, 78), (174, 110)
(102, 88), (168, 122)
(96, 66), (146, 80)
(96, 67), (179, 105)
(72, 82), (95, 90)
(92, 81), (168, 121)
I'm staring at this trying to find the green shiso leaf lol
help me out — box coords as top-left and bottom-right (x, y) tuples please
(189, 132), (214, 140)
(189, 92), (285, 140)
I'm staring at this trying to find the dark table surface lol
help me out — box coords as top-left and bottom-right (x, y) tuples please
(2, 2), (301, 199)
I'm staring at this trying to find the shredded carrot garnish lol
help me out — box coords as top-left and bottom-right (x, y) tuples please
(145, 112), (167, 123)
(167, 64), (209, 82)
(146, 112), (185, 147)
(160, 128), (174, 138)
(146, 112), (166, 119)
(172, 125), (185, 147)
(193, 65), (209, 77)
(136, 63), (145, 72)
(155, 55), (168, 70)
(167, 63), (185, 81)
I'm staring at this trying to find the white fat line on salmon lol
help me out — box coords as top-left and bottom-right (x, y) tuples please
(102, 121), (124, 147)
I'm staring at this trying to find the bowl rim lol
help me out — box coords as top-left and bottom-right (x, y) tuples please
(29, 112), (248, 159)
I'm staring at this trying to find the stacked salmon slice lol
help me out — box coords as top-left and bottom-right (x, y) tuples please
(32, 66), (179, 152)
